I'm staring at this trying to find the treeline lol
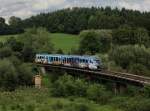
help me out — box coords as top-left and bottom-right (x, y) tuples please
(23, 7), (150, 34)
(0, 17), (24, 35)
(22, 7), (150, 34)
(1, 7), (150, 35)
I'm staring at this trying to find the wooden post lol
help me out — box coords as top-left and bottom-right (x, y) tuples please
(34, 75), (42, 89)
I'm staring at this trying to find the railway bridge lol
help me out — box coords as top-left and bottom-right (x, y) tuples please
(36, 64), (150, 93)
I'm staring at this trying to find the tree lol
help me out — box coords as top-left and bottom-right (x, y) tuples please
(17, 63), (34, 86)
(0, 59), (17, 90)
(109, 45), (150, 75)
(0, 17), (5, 25)
(112, 26), (150, 46)
(0, 47), (12, 59)
(79, 30), (100, 54)
(6, 37), (24, 52)
(86, 84), (110, 104)
(56, 49), (64, 54)
(9, 16), (22, 27)
(18, 28), (54, 62)
(20, 27), (54, 54)
(79, 30), (112, 54)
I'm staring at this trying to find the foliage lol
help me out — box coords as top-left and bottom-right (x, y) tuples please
(21, 7), (150, 34)
(0, 58), (34, 90)
(51, 74), (87, 97)
(79, 30), (112, 54)
(142, 86), (150, 98)
(112, 26), (150, 47)
(0, 59), (17, 90)
(123, 97), (150, 111)
(0, 33), (80, 54)
(0, 17), (23, 35)
(86, 84), (111, 104)
(0, 88), (121, 111)
(0, 46), (12, 59)
(109, 45), (150, 75)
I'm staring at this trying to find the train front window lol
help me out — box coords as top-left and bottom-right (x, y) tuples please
(95, 60), (100, 64)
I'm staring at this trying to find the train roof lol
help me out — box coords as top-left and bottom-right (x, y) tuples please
(36, 54), (99, 59)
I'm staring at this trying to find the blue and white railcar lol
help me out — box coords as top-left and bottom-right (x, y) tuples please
(35, 54), (102, 70)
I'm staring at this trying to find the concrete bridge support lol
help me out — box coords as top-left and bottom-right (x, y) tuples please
(40, 67), (46, 74)
(113, 82), (127, 94)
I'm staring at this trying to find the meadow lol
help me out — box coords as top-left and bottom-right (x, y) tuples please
(51, 33), (80, 53)
(0, 33), (80, 53)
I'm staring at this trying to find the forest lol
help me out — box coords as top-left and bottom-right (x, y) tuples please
(0, 7), (150, 35)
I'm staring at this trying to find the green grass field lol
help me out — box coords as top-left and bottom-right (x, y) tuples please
(51, 33), (80, 53)
(0, 34), (19, 42)
(0, 33), (80, 53)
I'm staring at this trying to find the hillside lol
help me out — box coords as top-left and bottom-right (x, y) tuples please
(0, 33), (80, 53)
(51, 33), (79, 53)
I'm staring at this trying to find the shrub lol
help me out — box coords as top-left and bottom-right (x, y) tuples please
(86, 84), (111, 104)
(125, 97), (150, 111)
(51, 75), (87, 97)
(128, 63), (150, 76)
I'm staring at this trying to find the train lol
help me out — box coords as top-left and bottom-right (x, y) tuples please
(35, 54), (102, 70)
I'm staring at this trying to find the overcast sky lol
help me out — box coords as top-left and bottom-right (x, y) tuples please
(0, 0), (150, 22)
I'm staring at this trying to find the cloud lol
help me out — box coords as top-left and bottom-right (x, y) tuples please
(0, 0), (150, 22)
(118, 0), (150, 11)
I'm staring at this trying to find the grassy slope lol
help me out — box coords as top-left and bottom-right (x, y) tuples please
(0, 35), (19, 42)
(51, 33), (80, 53)
(0, 33), (80, 53)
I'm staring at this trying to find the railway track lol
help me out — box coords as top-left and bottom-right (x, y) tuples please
(36, 64), (150, 86)
(102, 71), (150, 85)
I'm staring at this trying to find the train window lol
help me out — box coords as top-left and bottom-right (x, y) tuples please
(67, 58), (69, 62)
(69, 58), (71, 62)
(90, 60), (93, 63)
(86, 60), (88, 63)
(56, 57), (58, 61)
(79, 59), (81, 63)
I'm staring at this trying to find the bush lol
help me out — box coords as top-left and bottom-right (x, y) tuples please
(128, 63), (150, 76)
(64, 101), (91, 111)
(79, 30), (112, 54)
(51, 74), (87, 97)
(0, 58), (34, 91)
(86, 84), (111, 104)
(0, 59), (17, 90)
(0, 47), (12, 59)
(109, 45), (150, 75)
(125, 97), (150, 111)
(142, 86), (150, 98)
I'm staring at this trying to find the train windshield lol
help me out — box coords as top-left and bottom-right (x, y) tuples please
(95, 59), (101, 64)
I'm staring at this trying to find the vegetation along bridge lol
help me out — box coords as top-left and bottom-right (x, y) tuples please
(36, 64), (150, 93)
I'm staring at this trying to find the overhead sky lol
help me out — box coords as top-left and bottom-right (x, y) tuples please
(0, 0), (150, 21)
